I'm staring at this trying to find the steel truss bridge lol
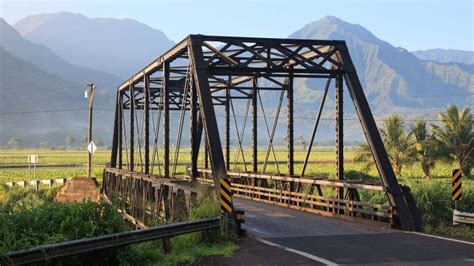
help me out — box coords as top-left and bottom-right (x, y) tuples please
(103, 35), (421, 231)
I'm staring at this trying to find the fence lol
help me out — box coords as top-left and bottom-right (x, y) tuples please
(196, 168), (396, 227)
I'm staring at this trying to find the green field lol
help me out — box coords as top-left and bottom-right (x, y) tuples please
(0, 147), (458, 182)
(1, 148), (472, 240)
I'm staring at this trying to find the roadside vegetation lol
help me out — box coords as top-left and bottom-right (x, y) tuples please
(354, 105), (473, 239)
(0, 104), (472, 259)
(0, 186), (237, 265)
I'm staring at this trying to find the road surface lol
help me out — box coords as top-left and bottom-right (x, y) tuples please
(222, 198), (474, 265)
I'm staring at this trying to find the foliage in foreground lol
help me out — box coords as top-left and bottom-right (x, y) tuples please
(117, 192), (238, 265)
(0, 187), (237, 265)
(0, 188), (127, 255)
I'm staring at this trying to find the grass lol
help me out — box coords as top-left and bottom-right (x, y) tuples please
(0, 185), (237, 265)
(0, 149), (111, 167)
(0, 148), (472, 243)
(0, 187), (127, 256)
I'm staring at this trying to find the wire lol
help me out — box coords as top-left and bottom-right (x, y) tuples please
(0, 108), (114, 115)
(1, 107), (472, 122)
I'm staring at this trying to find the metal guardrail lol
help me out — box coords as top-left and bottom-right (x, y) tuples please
(5, 178), (70, 188)
(453, 210), (474, 225)
(2, 217), (221, 265)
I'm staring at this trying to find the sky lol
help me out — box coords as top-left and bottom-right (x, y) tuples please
(0, 0), (473, 51)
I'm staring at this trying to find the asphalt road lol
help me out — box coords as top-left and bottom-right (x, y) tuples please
(233, 198), (474, 265)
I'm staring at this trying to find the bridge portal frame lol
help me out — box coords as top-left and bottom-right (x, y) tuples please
(109, 34), (419, 231)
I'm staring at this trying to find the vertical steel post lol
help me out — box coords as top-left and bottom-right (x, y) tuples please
(129, 84), (135, 172)
(188, 36), (228, 183)
(163, 61), (170, 177)
(287, 67), (294, 178)
(118, 92), (123, 169)
(225, 82), (231, 170)
(336, 74), (344, 199)
(204, 133), (209, 169)
(190, 77), (198, 181)
(252, 77), (258, 174)
(110, 90), (119, 168)
(144, 75), (150, 174)
(336, 46), (417, 230)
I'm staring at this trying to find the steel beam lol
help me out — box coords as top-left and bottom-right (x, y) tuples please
(287, 67), (294, 178)
(336, 47), (417, 231)
(336, 74), (344, 199)
(118, 92), (123, 169)
(188, 36), (227, 182)
(129, 84), (135, 172)
(110, 91), (119, 168)
(301, 78), (331, 177)
(190, 78), (199, 181)
(225, 84), (230, 170)
(144, 75), (150, 174)
(252, 77), (258, 173)
(163, 61), (170, 177)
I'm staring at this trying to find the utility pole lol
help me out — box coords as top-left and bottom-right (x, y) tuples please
(86, 83), (95, 178)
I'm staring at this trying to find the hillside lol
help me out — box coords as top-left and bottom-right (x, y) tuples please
(289, 16), (473, 115)
(0, 48), (114, 146)
(14, 12), (175, 78)
(0, 18), (120, 90)
(412, 49), (474, 65)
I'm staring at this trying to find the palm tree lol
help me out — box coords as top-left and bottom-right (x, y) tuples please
(432, 105), (473, 176)
(380, 114), (411, 175)
(353, 144), (374, 171)
(409, 120), (438, 179)
(64, 135), (75, 149)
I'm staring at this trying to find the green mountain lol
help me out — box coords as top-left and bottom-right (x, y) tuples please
(0, 18), (120, 90)
(14, 12), (175, 78)
(0, 48), (114, 146)
(412, 49), (474, 65)
(289, 16), (473, 115)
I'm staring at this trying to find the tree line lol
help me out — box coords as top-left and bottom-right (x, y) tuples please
(5, 136), (104, 150)
(355, 105), (473, 179)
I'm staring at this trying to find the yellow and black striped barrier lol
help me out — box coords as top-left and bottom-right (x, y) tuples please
(220, 178), (234, 213)
(452, 169), (462, 201)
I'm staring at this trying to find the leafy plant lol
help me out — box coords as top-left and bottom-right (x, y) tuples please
(432, 105), (473, 177)
(409, 120), (439, 179)
(380, 114), (412, 175)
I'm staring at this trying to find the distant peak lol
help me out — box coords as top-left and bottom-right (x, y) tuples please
(319, 15), (344, 23)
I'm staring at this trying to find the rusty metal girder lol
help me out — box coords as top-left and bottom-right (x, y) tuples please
(109, 35), (420, 231)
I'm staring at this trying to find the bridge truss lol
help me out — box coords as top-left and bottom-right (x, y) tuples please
(105, 35), (421, 231)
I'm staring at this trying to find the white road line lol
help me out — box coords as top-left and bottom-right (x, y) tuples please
(407, 231), (474, 245)
(256, 238), (338, 266)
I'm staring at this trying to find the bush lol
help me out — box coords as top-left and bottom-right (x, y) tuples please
(0, 189), (128, 255)
(404, 179), (474, 225)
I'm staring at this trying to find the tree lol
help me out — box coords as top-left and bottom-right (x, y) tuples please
(353, 144), (374, 171)
(432, 105), (473, 176)
(298, 135), (308, 151)
(39, 140), (49, 149)
(8, 138), (24, 149)
(380, 114), (411, 175)
(95, 138), (104, 147)
(64, 135), (75, 148)
(81, 135), (88, 148)
(409, 120), (438, 179)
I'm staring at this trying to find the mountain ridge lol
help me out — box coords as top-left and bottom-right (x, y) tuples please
(412, 48), (474, 65)
(289, 16), (473, 113)
(14, 12), (175, 78)
(0, 18), (121, 90)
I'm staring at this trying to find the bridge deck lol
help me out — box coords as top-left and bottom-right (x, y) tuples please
(232, 198), (474, 265)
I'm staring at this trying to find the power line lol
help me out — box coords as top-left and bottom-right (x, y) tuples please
(2, 107), (471, 122)
(0, 108), (114, 115)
